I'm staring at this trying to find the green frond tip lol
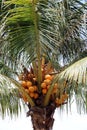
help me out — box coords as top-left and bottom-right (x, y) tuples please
(4, 0), (32, 5)
(0, 90), (21, 119)
(59, 57), (87, 84)
(0, 74), (35, 108)
(0, 76), (21, 118)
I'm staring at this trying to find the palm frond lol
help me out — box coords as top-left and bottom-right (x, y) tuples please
(39, 0), (87, 64)
(44, 57), (87, 109)
(0, 75), (21, 118)
(0, 0), (87, 69)
(0, 74), (35, 118)
(0, 0), (36, 64)
(59, 57), (87, 84)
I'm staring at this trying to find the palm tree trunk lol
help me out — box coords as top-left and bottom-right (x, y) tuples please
(27, 104), (56, 130)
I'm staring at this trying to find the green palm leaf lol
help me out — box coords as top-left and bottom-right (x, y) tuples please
(59, 57), (87, 84)
(44, 57), (87, 107)
(39, 0), (87, 63)
(0, 0), (86, 67)
(0, 74), (21, 118)
(0, 74), (35, 117)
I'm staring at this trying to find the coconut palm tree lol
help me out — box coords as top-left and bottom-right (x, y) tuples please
(0, 0), (87, 130)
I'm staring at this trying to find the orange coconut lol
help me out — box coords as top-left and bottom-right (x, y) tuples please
(21, 81), (27, 88)
(41, 82), (47, 88)
(26, 81), (32, 87)
(29, 92), (34, 98)
(33, 85), (38, 91)
(44, 79), (51, 85)
(45, 74), (53, 80)
(28, 86), (35, 92)
(42, 88), (47, 94)
(34, 93), (39, 99)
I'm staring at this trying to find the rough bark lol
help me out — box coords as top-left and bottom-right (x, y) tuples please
(27, 104), (56, 130)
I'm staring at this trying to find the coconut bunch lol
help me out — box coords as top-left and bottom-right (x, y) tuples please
(18, 66), (39, 102)
(18, 59), (68, 107)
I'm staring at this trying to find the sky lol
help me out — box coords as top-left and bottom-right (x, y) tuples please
(0, 101), (87, 130)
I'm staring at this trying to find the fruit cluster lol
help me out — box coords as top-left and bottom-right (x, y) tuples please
(21, 80), (39, 101)
(41, 74), (58, 95)
(18, 61), (68, 107)
(20, 73), (57, 101)
(55, 93), (68, 107)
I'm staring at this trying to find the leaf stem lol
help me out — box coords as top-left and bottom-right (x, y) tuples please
(32, 0), (42, 92)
